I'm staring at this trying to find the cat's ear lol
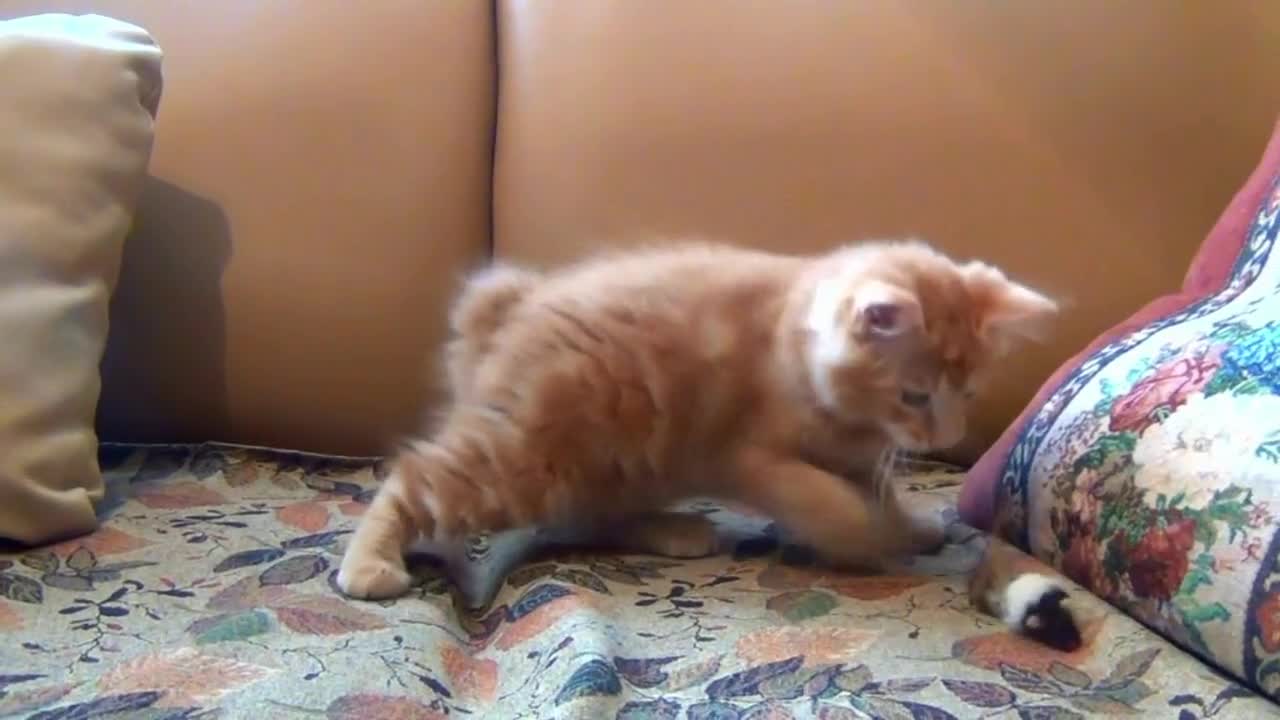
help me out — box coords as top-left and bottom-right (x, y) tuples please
(855, 281), (923, 338)
(963, 262), (1058, 350)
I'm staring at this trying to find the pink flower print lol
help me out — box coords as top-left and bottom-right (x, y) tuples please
(1250, 503), (1274, 530)
(1110, 346), (1224, 434)
(1246, 537), (1266, 562)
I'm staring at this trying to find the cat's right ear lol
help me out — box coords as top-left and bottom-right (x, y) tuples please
(856, 282), (923, 339)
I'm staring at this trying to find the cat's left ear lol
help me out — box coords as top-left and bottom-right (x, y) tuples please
(963, 262), (1059, 351)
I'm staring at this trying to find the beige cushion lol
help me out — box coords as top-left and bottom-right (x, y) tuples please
(0, 14), (162, 545)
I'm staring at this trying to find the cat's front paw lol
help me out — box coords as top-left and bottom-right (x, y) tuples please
(648, 522), (718, 558)
(904, 517), (947, 556)
(337, 551), (412, 600)
(630, 512), (719, 558)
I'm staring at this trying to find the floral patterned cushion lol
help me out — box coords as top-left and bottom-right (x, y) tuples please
(968, 121), (1280, 700)
(0, 444), (1270, 719)
(962, 119), (1280, 529)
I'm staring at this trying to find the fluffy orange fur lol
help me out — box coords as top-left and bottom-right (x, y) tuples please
(338, 240), (1057, 600)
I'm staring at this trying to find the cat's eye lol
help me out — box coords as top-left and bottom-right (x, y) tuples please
(900, 390), (931, 408)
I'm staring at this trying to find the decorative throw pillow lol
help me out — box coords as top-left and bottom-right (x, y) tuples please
(960, 119), (1280, 697)
(0, 14), (163, 545)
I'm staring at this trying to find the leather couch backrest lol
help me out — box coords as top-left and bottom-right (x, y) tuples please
(493, 0), (1280, 457)
(3, 1), (1279, 457)
(1, 0), (496, 455)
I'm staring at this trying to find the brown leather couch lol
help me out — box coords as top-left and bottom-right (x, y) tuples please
(4, 0), (1279, 461)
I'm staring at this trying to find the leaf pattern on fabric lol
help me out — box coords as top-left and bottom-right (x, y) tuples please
(21, 552), (58, 574)
(0, 573), (42, 604)
(860, 676), (939, 701)
(505, 563), (558, 589)
(813, 705), (862, 720)
(134, 481), (227, 509)
(223, 461), (261, 488)
(1016, 706), (1086, 720)
(338, 501), (367, 518)
(824, 576), (930, 601)
(999, 664), (1068, 696)
(686, 700), (742, 719)
(661, 655), (724, 693)
(833, 665), (873, 694)
(0, 681), (75, 716)
(617, 697), (682, 720)
(213, 548), (286, 574)
(276, 502), (330, 533)
(552, 567), (611, 594)
(28, 691), (164, 720)
(942, 678), (1017, 707)
(272, 594), (387, 635)
(754, 564), (824, 592)
(204, 575), (295, 612)
(739, 700), (796, 719)
(555, 659), (622, 706)
(765, 590), (838, 622)
(325, 693), (446, 720)
(96, 647), (274, 706)
(951, 625), (1097, 673)
(706, 657), (805, 700)
(763, 663), (837, 701)
(48, 527), (150, 559)
(0, 599), (23, 630)
(441, 645), (498, 701)
(189, 610), (273, 645)
(0, 443), (1270, 718)
(736, 627), (878, 667)
(892, 701), (959, 720)
(189, 448), (230, 480)
(495, 586), (582, 650)
(1048, 663), (1093, 690)
(281, 531), (349, 550)
(42, 573), (94, 593)
(259, 554), (329, 586)
(613, 656), (681, 689)
(1100, 648), (1161, 689)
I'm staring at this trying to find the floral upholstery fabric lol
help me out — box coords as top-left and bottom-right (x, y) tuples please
(0, 445), (1270, 719)
(993, 172), (1280, 701)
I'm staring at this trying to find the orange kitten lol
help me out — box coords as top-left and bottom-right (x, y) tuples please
(337, 240), (1057, 600)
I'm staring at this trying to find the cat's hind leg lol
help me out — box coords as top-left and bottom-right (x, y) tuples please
(580, 511), (719, 559)
(337, 433), (517, 600)
(336, 463), (426, 600)
(341, 395), (605, 600)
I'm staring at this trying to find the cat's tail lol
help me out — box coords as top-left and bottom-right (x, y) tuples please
(446, 265), (541, 395)
(969, 536), (1084, 652)
(450, 264), (540, 343)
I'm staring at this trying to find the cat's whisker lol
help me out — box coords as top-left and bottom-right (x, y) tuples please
(871, 444), (902, 506)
